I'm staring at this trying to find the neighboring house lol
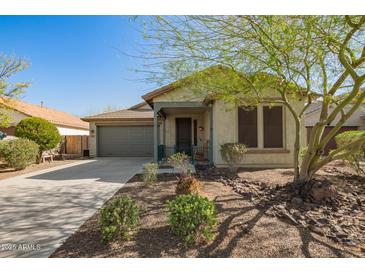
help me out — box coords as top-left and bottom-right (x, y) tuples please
(83, 70), (306, 168)
(0, 98), (89, 136)
(304, 101), (365, 154)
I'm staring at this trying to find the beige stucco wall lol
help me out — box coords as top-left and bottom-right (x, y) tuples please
(57, 126), (89, 136)
(153, 86), (205, 102)
(152, 84), (305, 167)
(305, 103), (365, 129)
(212, 100), (306, 168)
(89, 122), (97, 157)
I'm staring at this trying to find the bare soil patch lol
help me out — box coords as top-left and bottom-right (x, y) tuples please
(51, 162), (364, 258)
(0, 159), (79, 180)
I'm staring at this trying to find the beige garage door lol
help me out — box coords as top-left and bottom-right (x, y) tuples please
(97, 126), (153, 157)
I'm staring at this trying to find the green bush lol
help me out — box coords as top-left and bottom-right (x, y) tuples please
(167, 152), (192, 177)
(220, 143), (247, 174)
(15, 117), (61, 159)
(0, 138), (39, 170)
(335, 130), (365, 147)
(335, 130), (365, 174)
(167, 194), (217, 246)
(142, 162), (159, 185)
(99, 195), (143, 242)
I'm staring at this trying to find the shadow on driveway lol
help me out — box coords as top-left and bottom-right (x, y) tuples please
(0, 157), (150, 258)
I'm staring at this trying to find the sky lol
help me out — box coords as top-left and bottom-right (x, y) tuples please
(0, 16), (154, 116)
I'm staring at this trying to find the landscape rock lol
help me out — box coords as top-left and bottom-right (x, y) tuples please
(308, 180), (338, 203)
(197, 163), (365, 251)
(291, 197), (303, 206)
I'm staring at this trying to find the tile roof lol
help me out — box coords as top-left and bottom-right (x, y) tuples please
(0, 97), (89, 130)
(83, 109), (153, 121)
(128, 101), (150, 110)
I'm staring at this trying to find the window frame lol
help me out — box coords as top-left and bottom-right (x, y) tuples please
(236, 105), (285, 150)
(262, 105), (284, 149)
(237, 106), (258, 148)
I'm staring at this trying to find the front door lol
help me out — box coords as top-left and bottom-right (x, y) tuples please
(176, 118), (192, 155)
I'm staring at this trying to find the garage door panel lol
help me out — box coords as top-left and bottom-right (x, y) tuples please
(98, 126), (153, 157)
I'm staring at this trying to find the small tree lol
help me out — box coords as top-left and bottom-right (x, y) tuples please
(15, 117), (61, 162)
(220, 143), (247, 176)
(138, 16), (365, 197)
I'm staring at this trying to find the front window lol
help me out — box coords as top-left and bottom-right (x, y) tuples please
(238, 107), (258, 148)
(263, 106), (283, 148)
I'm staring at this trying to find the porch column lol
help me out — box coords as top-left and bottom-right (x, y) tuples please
(163, 117), (166, 145)
(153, 108), (158, 162)
(209, 108), (214, 165)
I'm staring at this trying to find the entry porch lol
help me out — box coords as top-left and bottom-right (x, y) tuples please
(153, 102), (213, 164)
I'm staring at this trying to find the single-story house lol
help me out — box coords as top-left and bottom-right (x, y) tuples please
(0, 98), (89, 136)
(83, 70), (306, 168)
(304, 101), (365, 154)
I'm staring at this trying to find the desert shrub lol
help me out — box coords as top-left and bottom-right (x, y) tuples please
(167, 194), (217, 245)
(0, 138), (39, 170)
(220, 143), (247, 175)
(15, 117), (61, 161)
(168, 152), (192, 177)
(143, 162), (158, 185)
(335, 130), (365, 174)
(175, 175), (201, 195)
(99, 195), (143, 242)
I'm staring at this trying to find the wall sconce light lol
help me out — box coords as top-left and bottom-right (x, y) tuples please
(199, 126), (204, 131)
(90, 129), (95, 134)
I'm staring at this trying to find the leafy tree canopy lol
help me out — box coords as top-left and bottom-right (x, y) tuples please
(15, 117), (61, 156)
(0, 54), (30, 127)
(138, 16), (365, 184)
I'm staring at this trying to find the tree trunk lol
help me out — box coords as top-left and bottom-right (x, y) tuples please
(36, 151), (43, 164)
(292, 117), (301, 181)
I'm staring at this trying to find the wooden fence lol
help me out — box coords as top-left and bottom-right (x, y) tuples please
(60, 135), (89, 156)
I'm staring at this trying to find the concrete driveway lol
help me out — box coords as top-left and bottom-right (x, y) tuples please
(0, 157), (150, 258)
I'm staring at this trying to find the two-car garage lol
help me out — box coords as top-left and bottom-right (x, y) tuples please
(97, 126), (153, 157)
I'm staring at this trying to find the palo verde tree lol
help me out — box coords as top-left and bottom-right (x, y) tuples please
(0, 54), (30, 127)
(138, 16), (365, 189)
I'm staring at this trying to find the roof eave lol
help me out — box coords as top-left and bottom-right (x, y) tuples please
(82, 117), (153, 122)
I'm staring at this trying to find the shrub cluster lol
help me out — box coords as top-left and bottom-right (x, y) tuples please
(15, 117), (61, 160)
(167, 194), (217, 245)
(142, 162), (159, 185)
(99, 195), (143, 242)
(168, 152), (192, 177)
(220, 143), (247, 174)
(0, 138), (39, 170)
(175, 175), (201, 195)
